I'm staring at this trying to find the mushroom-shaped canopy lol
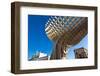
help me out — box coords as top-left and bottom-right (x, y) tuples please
(45, 16), (88, 46)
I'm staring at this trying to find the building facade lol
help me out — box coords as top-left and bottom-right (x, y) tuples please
(74, 47), (88, 58)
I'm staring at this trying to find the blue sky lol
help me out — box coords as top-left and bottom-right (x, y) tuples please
(28, 15), (88, 60)
(28, 15), (54, 59)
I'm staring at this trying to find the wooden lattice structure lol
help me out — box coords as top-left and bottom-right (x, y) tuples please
(45, 16), (88, 59)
